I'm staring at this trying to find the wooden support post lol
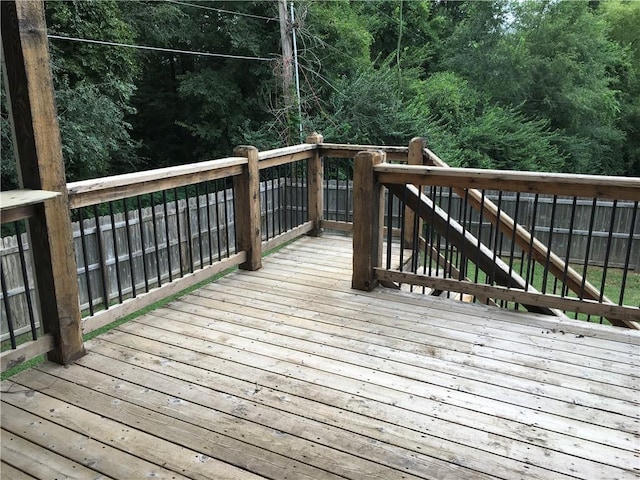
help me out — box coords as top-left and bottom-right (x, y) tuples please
(306, 132), (324, 236)
(233, 146), (262, 270)
(352, 150), (385, 291)
(1, 1), (85, 364)
(404, 137), (427, 248)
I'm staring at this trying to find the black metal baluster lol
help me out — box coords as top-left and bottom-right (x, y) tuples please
(15, 223), (37, 338)
(0, 262), (16, 349)
(542, 195), (558, 295)
(136, 195), (150, 292)
(123, 199), (137, 299)
(93, 204), (110, 309)
(108, 201), (123, 304)
(195, 184), (204, 270)
(619, 201), (638, 307)
(77, 209), (94, 316)
(598, 199), (618, 323)
(204, 182), (214, 265)
(174, 188), (185, 277)
(577, 198), (598, 319)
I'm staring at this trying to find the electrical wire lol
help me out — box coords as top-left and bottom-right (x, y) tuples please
(166, 0), (277, 22)
(47, 34), (275, 61)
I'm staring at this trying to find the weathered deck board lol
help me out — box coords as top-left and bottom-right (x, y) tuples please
(2, 234), (639, 480)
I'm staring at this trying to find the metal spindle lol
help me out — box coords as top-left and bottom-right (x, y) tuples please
(77, 209), (95, 316)
(524, 194), (539, 292)
(542, 195), (558, 295)
(123, 199), (137, 299)
(15, 224), (37, 339)
(204, 182), (214, 265)
(195, 184), (204, 269)
(0, 262), (17, 349)
(172, 188), (184, 276)
(93, 204), (110, 309)
(561, 197), (578, 301)
(577, 198), (598, 320)
(619, 201), (638, 307)
(162, 190), (173, 282)
(598, 199), (618, 323)
(214, 181), (223, 261)
(108, 201), (123, 304)
(228, 181), (236, 255)
(136, 195), (150, 292)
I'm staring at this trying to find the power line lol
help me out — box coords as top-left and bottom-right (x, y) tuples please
(47, 34), (275, 62)
(166, 0), (277, 22)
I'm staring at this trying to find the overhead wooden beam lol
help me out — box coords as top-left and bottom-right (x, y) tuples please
(1, 0), (85, 364)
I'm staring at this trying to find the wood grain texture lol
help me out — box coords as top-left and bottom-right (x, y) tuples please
(306, 132), (324, 236)
(419, 148), (636, 328)
(1, 0), (84, 364)
(352, 150), (385, 291)
(67, 158), (246, 208)
(1, 235), (638, 480)
(376, 164), (640, 201)
(233, 146), (262, 270)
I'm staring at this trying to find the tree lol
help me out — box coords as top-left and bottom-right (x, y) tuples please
(599, 0), (640, 175)
(45, 0), (141, 180)
(408, 71), (564, 171)
(439, 0), (627, 174)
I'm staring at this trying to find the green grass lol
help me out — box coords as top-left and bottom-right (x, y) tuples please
(423, 253), (639, 323)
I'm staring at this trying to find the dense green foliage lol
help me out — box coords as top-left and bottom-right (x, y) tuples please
(2, 0), (639, 187)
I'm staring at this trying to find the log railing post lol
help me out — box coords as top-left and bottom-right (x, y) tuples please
(1, 0), (85, 364)
(404, 137), (427, 248)
(352, 150), (385, 291)
(233, 146), (262, 270)
(306, 132), (324, 236)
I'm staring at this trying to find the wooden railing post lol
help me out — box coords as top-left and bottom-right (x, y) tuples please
(352, 150), (385, 291)
(404, 137), (427, 248)
(306, 132), (324, 236)
(233, 146), (262, 270)
(1, 0), (85, 364)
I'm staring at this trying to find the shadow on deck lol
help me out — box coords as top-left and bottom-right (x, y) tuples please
(2, 235), (639, 480)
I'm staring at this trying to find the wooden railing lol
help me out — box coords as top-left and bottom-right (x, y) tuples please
(351, 142), (640, 329)
(0, 135), (324, 372)
(3, 135), (639, 373)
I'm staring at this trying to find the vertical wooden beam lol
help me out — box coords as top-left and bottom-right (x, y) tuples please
(1, 1), (85, 364)
(403, 137), (427, 248)
(233, 146), (262, 270)
(306, 132), (324, 236)
(352, 150), (385, 291)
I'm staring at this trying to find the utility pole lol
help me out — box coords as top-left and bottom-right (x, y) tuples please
(278, 0), (293, 107)
(290, 1), (303, 142)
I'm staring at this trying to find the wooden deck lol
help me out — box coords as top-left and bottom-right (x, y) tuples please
(1, 234), (639, 480)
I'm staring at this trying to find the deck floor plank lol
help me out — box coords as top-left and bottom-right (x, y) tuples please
(2, 234), (639, 480)
(1, 429), (108, 480)
(184, 282), (638, 391)
(115, 311), (637, 474)
(218, 269), (640, 364)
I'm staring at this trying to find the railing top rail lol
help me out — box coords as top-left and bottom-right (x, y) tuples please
(319, 143), (409, 161)
(375, 163), (640, 201)
(257, 143), (316, 161)
(0, 189), (61, 223)
(67, 157), (248, 208)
